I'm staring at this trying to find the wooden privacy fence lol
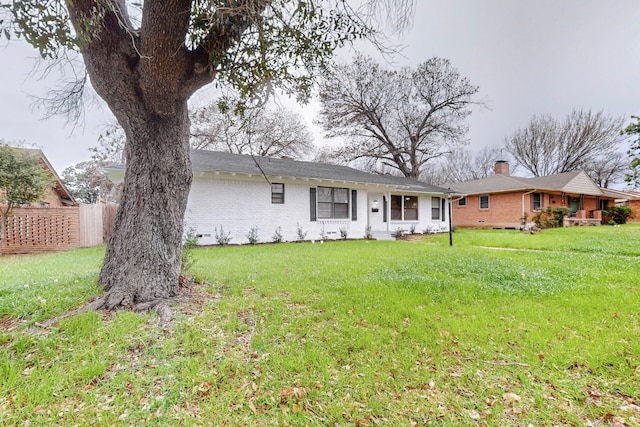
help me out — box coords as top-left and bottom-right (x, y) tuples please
(78, 204), (118, 247)
(1, 204), (118, 255)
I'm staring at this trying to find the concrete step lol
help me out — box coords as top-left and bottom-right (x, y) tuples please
(369, 231), (396, 241)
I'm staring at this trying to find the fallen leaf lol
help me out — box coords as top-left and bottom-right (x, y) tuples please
(503, 392), (521, 404)
(469, 410), (481, 420)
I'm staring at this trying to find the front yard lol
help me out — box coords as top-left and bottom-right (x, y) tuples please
(1, 225), (639, 425)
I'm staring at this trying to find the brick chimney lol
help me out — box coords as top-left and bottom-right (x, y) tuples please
(494, 160), (510, 176)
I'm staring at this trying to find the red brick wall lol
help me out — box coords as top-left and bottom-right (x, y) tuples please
(453, 192), (526, 228)
(453, 191), (610, 228)
(628, 200), (640, 222)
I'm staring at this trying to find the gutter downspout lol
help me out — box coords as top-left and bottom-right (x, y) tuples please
(522, 189), (536, 227)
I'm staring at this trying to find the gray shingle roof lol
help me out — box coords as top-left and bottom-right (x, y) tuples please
(446, 170), (602, 196)
(191, 150), (449, 194)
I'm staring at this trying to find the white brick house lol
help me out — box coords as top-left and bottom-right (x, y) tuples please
(108, 150), (453, 245)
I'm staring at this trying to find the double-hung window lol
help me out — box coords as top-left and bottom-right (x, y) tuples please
(479, 195), (490, 210)
(431, 197), (441, 220)
(457, 197), (466, 207)
(317, 187), (349, 219)
(531, 192), (542, 211)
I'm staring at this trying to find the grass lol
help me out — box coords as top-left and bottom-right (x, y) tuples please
(1, 225), (639, 425)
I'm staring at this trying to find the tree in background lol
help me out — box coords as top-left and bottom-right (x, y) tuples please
(624, 116), (640, 189)
(0, 143), (53, 255)
(61, 161), (118, 204)
(504, 109), (628, 186)
(1, 1), (413, 319)
(61, 121), (124, 204)
(423, 146), (507, 185)
(316, 55), (482, 178)
(582, 152), (628, 189)
(190, 101), (314, 158)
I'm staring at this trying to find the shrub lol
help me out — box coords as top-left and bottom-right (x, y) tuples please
(246, 226), (259, 245)
(215, 225), (232, 246)
(319, 225), (327, 241)
(272, 226), (283, 243)
(409, 224), (417, 234)
(339, 226), (348, 240)
(602, 206), (634, 225)
(181, 227), (199, 274)
(533, 207), (570, 228)
(296, 223), (307, 241)
(364, 225), (373, 240)
(392, 227), (405, 238)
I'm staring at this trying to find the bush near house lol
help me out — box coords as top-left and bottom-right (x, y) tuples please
(532, 206), (570, 228)
(602, 206), (634, 225)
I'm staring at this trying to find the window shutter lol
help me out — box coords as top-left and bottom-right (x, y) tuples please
(351, 190), (357, 221)
(383, 196), (387, 223)
(310, 188), (317, 222)
(441, 198), (446, 221)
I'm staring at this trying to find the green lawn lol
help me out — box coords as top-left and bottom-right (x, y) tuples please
(1, 225), (639, 425)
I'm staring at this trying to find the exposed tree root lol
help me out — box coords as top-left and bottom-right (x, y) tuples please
(35, 293), (176, 329)
(35, 296), (109, 328)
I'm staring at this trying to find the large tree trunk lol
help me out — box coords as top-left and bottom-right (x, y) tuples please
(98, 104), (192, 309)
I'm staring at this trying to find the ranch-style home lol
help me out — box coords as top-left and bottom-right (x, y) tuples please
(446, 161), (621, 229)
(107, 150), (454, 244)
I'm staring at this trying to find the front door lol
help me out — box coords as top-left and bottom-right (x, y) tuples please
(367, 192), (387, 231)
(569, 197), (580, 214)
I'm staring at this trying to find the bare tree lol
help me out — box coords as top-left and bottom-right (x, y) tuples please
(2, 1), (414, 318)
(190, 102), (314, 159)
(316, 55), (482, 179)
(505, 110), (627, 181)
(423, 146), (505, 185)
(91, 122), (127, 164)
(583, 152), (628, 188)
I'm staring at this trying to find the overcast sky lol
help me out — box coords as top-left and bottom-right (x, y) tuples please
(1, 0), (639, 174)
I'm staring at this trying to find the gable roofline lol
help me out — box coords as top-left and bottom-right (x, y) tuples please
(14, 148), (76, 205)
(447, 170), (604, 197)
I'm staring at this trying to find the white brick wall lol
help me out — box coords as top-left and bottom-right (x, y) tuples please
(185, 176), (370, 245)
(184, 175), (449, 245)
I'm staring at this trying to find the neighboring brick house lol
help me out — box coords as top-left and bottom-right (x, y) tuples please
(24, 148), (76, 207)
(1, 148), (79, 254)
(446, 161), (619, 229)
(599, 189), (640, 222)
(107, 150), (454, 244)
(1, 148), (75, 207)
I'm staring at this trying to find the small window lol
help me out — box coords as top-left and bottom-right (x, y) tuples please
(271, 183), (284, 204)
(531, 193), (542, 211)
(457, 197), (466, 207)
(431, 197), (441, 220)
(479, 195), (489, 210)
